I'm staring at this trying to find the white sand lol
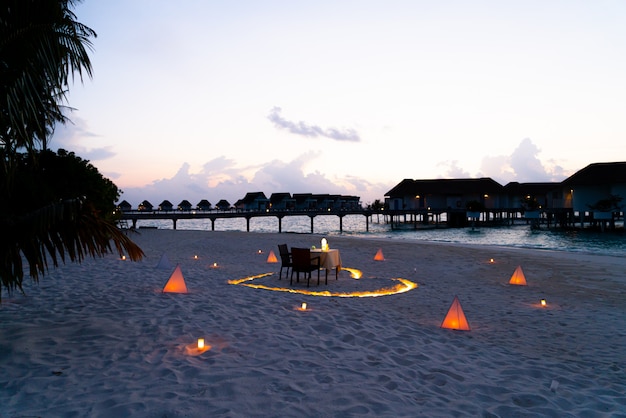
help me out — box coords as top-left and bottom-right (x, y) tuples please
(1, 229), (625, 417)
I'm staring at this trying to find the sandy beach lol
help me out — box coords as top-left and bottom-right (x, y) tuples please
(1, 229), (625, 417)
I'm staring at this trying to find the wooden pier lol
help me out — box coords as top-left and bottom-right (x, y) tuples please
(119, 209), (377, 233)
(119, 207), (617, 233)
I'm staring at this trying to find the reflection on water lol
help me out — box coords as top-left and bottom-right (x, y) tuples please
(136, 215), (625, 256)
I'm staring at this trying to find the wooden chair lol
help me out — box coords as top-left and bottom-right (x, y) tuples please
(290, 247), (320, 287)
(277, 244), (292, 280)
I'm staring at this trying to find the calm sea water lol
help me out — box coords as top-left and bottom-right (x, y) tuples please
(135, 214), (626, 257)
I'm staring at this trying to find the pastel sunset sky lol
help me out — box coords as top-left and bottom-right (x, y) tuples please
(52, 0), (626, 206)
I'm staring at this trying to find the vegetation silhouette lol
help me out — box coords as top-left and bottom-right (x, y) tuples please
(1, 0), (143, 301)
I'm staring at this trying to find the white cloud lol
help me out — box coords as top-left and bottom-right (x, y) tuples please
(477, 138), (569, 184)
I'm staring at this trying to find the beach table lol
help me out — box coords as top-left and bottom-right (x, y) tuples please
(311, 248), (341, 283)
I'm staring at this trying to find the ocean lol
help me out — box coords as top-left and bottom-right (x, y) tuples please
(133, 214), (626, 257)
(130, 215), (626, 256)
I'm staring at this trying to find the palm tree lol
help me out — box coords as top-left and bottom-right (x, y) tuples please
(1, 0), (96, 155)
(0, 1), (144, 301)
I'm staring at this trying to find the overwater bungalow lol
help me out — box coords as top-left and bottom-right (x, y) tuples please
(117, 200), (132, 212)
(269, 193), (295, 210)
(238, 192), (270, 211)
(178, 200), (193, 211)
(158, 200), (174, 211)
(196, 199), (212, 211)
(138, 200), (154, 212)
(562, 162), (626, 228)
(215, 199), (232, 211)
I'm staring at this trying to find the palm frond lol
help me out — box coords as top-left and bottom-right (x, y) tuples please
(0, 198), (144, 301)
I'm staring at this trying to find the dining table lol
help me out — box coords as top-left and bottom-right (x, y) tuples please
(310, 248), (341, 282)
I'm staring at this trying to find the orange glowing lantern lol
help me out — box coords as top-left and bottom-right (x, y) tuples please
(540, 299), (547, 307)
(162, 265), (188, 293)
(441, 295), (471, 331)
(489, 258), (494, 264)
(194, 255), (199, 260)
(509, 265), (527, 286)
(257, 249), (263, 254)
(266, 250), (278, 263)
(121, 255), (126, 261)
(211, 262), (219, 268)
(374, 248), (385, 261)
(197, 338), (205, 349)
(301, 302), (307, 310)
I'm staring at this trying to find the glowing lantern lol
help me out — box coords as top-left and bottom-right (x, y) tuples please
(509, 265), (527, 286)
(120, 255), (126, 261)
(301, 302), (307, 310)
(321, 238), (329, 251)
(257, 249), (263, 254)
(540, 299), (547, 307)
(441, 296), (471, 331)
(266, 250), (278, 263)
(162, 265), (188, 293)
(374, 248), (385, 261)
(193, 255), (199, 260)
(489, 258), (494, 264)
(186, 337), (210, 355)
(211, 262), (219, 268)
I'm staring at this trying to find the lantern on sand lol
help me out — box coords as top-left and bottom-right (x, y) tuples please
(163, 265), (188, 293)
(266, 250), (278, 263)
(374, 248), (385, 261)
(441, 295), (471, 331)
(509, 265), (527, 286)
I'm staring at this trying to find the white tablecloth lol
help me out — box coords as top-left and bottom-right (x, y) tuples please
(310, 249), (341, 271)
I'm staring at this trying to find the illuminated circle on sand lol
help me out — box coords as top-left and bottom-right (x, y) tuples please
(228, 270), (418, 297)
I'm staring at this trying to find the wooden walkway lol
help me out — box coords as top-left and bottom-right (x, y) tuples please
(119, 209), (377, 233)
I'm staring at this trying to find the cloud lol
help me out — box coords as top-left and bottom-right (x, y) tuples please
(49, 115), (116, 161)
(268, 107), (360, 142)
(437, 160), (471, 178)
(477, 138), (569, 183)
(118, 153), (387, 207)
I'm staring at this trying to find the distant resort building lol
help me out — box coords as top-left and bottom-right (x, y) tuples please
(215, 199), (232, 211)
(177, 200), (193, 211)
(196, 199), (212, 211)
(117, 200), (132, 212)
(158, 200), (174, 211)
(269, 193), (295, 210)
(384, 161), (625, 229)
(116, 161), (624, 231)
(137, 200), (154, 212)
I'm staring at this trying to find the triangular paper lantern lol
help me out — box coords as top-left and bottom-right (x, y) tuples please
(266, 250), (278, 263)
(374, 248), (385, 261)
(441, 296), (471, 331)
(509, 265), (527, 286)
(156, 253), (173, 270)
(163, 265), (188, 293)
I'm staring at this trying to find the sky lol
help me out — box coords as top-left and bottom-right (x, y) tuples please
(52, 0), (626, 207)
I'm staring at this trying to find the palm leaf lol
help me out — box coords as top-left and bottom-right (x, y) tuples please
(0, 198), (144, 301)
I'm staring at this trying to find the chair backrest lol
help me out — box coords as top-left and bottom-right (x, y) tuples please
(291, 247), (311, 267)
(278, 244), (290, 263)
